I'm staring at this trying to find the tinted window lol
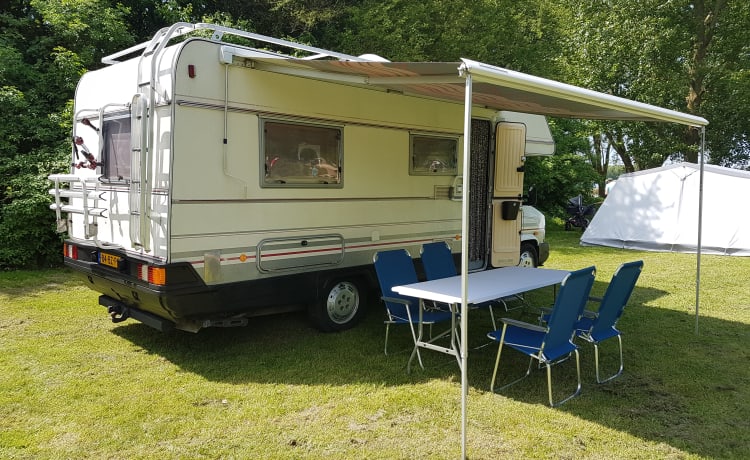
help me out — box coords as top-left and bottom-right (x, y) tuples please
(263, 120), (342, 187)
(102, 116), (131, 182)
(410, 134), (458, 175)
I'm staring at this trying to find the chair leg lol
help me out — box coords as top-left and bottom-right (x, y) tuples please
(547, 349), (582, 407)
(489, 341), (505, 393)
(487, 305), (497, 331)
(492, 352), (535, 394)
(384, 323), (391, 356)
(490, 325), (534, 393)
(594, 335), (624, 384)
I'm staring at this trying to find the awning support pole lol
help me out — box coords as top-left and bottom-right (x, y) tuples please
(459, 68), (472, 460)
(696, 126), (706, 334)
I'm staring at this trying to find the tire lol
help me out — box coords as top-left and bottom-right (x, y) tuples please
(309, 279), (366, 332)
(564, 221), (572, 231)
(581, 218), (590, 231)
(518, 243), (539, 268)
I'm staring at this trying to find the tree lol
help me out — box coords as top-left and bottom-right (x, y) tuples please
(329, 0), (567, 76)
(556, 0), (750, 170)
(0, 0), (131, 268)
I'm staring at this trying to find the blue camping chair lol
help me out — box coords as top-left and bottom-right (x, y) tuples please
(575, 260), (644, 383)
(488, 266), (596, 407)
(373, 249), (454, 372)
(420, 241), (497, 329)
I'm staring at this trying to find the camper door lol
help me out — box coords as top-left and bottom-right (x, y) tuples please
(491, 122), (525, 267)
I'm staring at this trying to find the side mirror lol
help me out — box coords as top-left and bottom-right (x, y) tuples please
(523, 185), (537, 205)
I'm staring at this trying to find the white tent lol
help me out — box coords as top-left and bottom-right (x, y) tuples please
(582, 163), (750, 256)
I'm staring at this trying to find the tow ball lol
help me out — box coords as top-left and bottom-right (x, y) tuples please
(107, 305), (130, 323)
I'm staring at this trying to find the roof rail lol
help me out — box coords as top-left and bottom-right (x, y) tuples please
(101, 22), (365, 65)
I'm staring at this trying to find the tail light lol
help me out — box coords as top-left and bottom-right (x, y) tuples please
(137, 264), (166, 286)
(64, 243), (78, 260)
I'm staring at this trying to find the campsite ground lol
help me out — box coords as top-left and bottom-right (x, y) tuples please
(1, 225), (748, 459)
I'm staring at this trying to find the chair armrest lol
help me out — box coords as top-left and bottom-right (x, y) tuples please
(500, 317), (548, 333)
(381, 296), (412, 306)
(581, 309), (598, 319)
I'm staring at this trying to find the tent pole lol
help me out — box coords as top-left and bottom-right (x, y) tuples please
(695, 126), (706, 334)
(459, 68), (472, 460)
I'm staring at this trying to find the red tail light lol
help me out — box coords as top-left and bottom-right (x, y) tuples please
(64, 243), (78, 260)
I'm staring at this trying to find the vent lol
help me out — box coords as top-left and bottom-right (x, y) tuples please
(434, 185), (451, 200)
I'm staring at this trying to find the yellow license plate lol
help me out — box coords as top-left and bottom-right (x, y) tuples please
(99, 252), (121, 269)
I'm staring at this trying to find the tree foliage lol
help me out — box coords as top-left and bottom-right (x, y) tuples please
(0, 0), (129, 268)
(0, 0), (748, 268)
(555, 0), (750, 169)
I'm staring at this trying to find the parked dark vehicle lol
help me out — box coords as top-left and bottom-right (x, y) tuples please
(565, 195), (596, 231)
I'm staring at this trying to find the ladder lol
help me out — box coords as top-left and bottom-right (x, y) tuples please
(129, 23), (196, 252)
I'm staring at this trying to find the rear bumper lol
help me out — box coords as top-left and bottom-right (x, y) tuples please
(62, 240), (319, 330)
(63, 254), (213, 329)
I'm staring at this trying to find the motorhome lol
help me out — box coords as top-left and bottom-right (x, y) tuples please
(49, 23), (553, 333)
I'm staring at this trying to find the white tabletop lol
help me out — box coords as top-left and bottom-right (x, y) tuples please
(392, 267), (570, 305)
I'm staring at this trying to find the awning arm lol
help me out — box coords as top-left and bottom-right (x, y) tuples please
(460, 59), (709, 127)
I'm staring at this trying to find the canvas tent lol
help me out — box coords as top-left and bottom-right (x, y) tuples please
(582, 163), (750, 256)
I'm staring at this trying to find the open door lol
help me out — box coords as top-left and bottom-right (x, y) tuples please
(491, 122), (526, 267)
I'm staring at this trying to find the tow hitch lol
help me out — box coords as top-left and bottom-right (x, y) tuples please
(107, 304), (129, 323)
(98, 295), (174, 332)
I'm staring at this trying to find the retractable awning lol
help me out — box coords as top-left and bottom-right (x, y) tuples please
(236, 53), (708, 127)
(234, 51), (708, 460)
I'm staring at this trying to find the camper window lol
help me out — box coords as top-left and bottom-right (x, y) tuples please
(410, 134), (457, 175)
(262, 119), (342, 187)
(101, 114), (131, 182)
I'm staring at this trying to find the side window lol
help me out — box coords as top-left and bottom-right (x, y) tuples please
(410, 134), (458, 175)
(262, 119), (342, 187)
(101, 114), (131, 182)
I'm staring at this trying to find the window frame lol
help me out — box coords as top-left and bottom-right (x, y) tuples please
(260, 117), (344, 189)
(409, 132), (459, 176)
(99, 111), (132, 184)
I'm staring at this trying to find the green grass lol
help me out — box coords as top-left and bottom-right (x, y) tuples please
(1, 228), (749, 459)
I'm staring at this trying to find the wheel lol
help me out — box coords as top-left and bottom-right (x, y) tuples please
(518, 243), (538, 268)
(564, 221), (572, 231)
(581, 218), (590, 231)
(309, 279), (366, 332)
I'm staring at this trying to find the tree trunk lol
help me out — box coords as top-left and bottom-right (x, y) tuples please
(684, 0), (726, 162)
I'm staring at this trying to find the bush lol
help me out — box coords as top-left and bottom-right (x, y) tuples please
(524, 154), (600, 219)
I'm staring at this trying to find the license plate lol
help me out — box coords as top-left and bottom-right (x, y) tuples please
(99, 252), (121, 269)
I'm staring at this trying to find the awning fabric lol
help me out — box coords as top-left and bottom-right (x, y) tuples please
(245, 56), (708, 127)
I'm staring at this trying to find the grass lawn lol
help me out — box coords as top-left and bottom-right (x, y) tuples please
(1, 226), (748, 459)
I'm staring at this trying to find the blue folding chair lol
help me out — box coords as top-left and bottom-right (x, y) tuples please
(488, 266), (596, 407)
(373, 249), (454, 371)
(576, 260), (643, 383)
(420, 241), (497, 329)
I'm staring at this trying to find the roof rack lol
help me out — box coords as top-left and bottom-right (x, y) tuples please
(101, 22), (365, 65)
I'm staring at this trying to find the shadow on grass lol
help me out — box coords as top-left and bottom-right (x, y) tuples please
(111, 281), (749, 458)
(111, 301), (465, 387)
(470, 294), (750, 458)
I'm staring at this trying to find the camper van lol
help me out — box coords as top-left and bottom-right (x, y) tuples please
(49, 23), (553, 333)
